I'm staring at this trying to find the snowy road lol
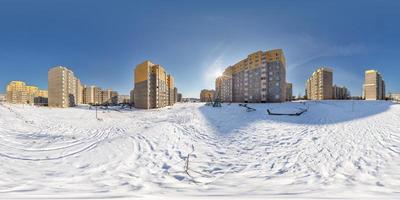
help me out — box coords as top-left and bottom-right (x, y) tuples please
(0, 101), (399, 199)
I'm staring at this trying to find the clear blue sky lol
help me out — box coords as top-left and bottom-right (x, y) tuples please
(1, 0), (399, 97)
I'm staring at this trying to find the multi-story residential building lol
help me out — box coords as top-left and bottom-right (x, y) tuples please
(118, 95), (130, 104)
(35, 90), (48, 105)
(6, 81), (48, 105)
(174, 87), (178, 103)
(332, 85), (349, 100)
(130, 89), (134, 104)
(134, 60), (177, 109)
(177, 93), (182, 102)
(101, 89), (113, 104)
(83, 85), (100, 105)
(167, 75), (175, 106)
(306, 67), (333, 100)
(200, 89), (215, 102)
(76, 79), (83, 104)
(0, 94), (6, 102)
(389, 93), (400, 101)
(48, 66), (81, 107)
(215, 49), (287, 103)
(286, 83), (293, 101)
(363, 70), (385, 100)
(6, 81), (27, 104)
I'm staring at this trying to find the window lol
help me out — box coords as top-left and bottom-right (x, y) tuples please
(275, 95), (280, 99)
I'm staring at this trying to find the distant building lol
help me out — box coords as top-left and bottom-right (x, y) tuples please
(177, 93), (182, 102)
(118, 95), (130, 104)
(130, 89), (134, 104)
(34, 90), (48, 106)
(134, 60), (177, 109)
(0, 94), (5, 102)
(83, 86), (117, 105)
(167, 75), (175, 106)
(6, 81), (48, 105)
(389, 93), (400, 101)
(306, 67), (333, 100)
(363, 70), (385, 100)
(332, 85), (349, 99)
(48, 66), (81, 107)
(200, 89), (215, 102)
(76, 79), (83, 104)
(174, 87), (178, 103)
(83, 85), (101, 105)
(286, 83), (293, 101)
(216, 49), (287, 103)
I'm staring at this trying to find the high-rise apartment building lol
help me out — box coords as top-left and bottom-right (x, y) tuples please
(215, 49), (287, 103)
(100, 89), (118, 105)
(134, 60), (177, 109)
(0, 94), (5, 102)
(167, 75), (175, 106)
(286, 83), (293, 101)
(363, 70), (385, 100)
(306, 67), (333, 100)
(83, 85), (103, 105)
(6, 81), (48, 105)
(6, 81), (28, 104)
(200, 89), (215, 102)
(332, 85), (349, 100)
(48, 66), (81, 108)
(117, 95), (130, 104)
(130, 89), (135, 104)
(173, 87), (178, 104)
(76, 79), (83, 104)
(177, 93), (182, 102)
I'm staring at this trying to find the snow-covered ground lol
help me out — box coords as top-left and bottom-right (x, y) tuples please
(0, 101), (399, 199)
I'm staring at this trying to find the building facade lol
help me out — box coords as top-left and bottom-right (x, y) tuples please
(134, 60), (177, 109)
(0, 94), (5, 102)
(118, 95), (130, 104)
(130, 89), (135, 104)
(332, 85), (349, 100)
(200, 89), (215, 102)
(363, 70), (385, 100)
(215, 49), (287, 103)
(286, 83), (293, 101)
(48, 66), (81, 108)
(177, 93), (182, 102)
(167, 75), (175, 106)
(6, 81), (48, 105)
(306, 67), (333, 100)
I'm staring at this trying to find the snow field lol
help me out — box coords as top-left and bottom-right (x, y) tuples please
(0, 101), (399, 199)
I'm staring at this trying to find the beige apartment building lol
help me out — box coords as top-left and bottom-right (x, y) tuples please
(215, 49), (287, 103)
(0, 94), (5, 102)
(286, 83), (293, 101)
(363, 70), (385, 100)
(200, 89), (215, 102)
(48, 66), (81, 108)
(6, 81), (48, 105)
(306, 67), (333, 100)
(83, 85), (100, 104)
(134, 60), (177, 109)
(100, 89), (118, 105)
(177, 93), (182, 102)
(76, 79), (83, 104)
(130, 89), (134, 104)
(332, 85), (349, 99)
(167, 75), (175, 106)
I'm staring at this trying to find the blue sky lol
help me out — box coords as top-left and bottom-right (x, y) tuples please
(0, 0), (399, 97)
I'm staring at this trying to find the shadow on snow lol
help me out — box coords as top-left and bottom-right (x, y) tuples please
(198, 100), (393, 135)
